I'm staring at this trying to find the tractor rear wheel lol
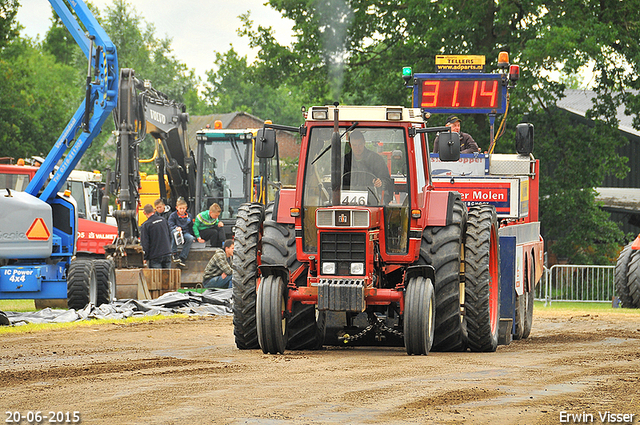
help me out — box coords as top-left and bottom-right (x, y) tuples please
(627, 251), (640, 308)
(256, 275), (288, 354)
(262, 203), (324, 350)
(615, 243), (635, 308)
(420, 198), (468, 352)
(67, 259), (97, 310)
(464, 205), (500, 352)
(232, 203), (264, 349)
(94, 258), (116, 306)
(404, 276), (435, 355)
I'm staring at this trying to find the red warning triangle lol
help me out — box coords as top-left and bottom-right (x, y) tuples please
(26, 218), (51, 241)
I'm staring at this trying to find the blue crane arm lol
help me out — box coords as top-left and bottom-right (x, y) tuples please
(25, 0), (118, 201)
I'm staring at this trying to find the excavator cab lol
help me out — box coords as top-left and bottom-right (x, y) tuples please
(195, 128), (280, 228)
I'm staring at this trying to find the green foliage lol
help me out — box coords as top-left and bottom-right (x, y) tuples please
(204, 47), (304, 125)
(214, 0), (639, 264)
(0, 38), (81, 160)
(0, 0), (19, 50)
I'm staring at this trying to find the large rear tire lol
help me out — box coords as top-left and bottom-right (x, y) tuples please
(464, 205), (500, 352)
(67, 259), (97, 310)
(615, 243), (635, 308)
(262, 203), (324, 350)
(419, 198), (467, 351)
(627, 251), (640, 308)
(232, 203), (264, 349)
(94, 258), (116, 306)
(404, 276), (435, 355)
(256, 275), (287, 354)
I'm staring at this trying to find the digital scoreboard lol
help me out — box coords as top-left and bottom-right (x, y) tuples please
(411, 73), (507, 114)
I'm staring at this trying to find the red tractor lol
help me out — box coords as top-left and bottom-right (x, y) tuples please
(232, 104), (504, 355)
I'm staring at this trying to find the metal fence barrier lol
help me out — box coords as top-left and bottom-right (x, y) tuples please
(534, 264), (616, 304)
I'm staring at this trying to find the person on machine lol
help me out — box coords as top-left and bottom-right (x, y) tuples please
(194, 203), (226, 247)
(433, 115), (480, 154)
(168, 198), (195, 268)
(342, 130), (393, 204)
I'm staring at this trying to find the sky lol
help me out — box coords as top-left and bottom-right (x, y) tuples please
(15, 0), (295, 81)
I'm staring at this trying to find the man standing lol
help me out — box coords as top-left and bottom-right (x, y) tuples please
(140, 204), (172, 268)
(433, 115), (480, 154)
(202, 239), (234, 289)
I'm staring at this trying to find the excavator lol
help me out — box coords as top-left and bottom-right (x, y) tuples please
(105, 69), (194, 268)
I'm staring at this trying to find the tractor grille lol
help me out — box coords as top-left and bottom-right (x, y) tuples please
(320, 232), (366, 277)
(321, 231), (365, 258)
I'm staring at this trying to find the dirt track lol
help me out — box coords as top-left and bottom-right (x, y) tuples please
(1, 308), (640, 425)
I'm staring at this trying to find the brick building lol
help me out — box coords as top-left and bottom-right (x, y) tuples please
(187, 112), (300, 159)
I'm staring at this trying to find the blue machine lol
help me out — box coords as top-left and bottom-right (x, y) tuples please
(0, 0), (118, 309)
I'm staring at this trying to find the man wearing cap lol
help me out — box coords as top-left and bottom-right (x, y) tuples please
(433, 115), (479, 154)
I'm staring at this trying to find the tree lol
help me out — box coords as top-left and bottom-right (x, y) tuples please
(0, 0), (19, 50)
(216, 0), (638, 263)
(204, 45), (304, 126)
(0, 38), (81, 160)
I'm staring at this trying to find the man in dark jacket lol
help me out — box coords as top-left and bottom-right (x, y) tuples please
(433, 115), (480, 154)
(342, 130), (393, 205)
(140, 204), (172, 268)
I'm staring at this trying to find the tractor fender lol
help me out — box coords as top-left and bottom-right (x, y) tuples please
(259, 265), (289, 283)
(405, 265), (436, 284)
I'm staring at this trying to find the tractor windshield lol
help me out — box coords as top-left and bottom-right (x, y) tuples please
(198, 140), (247, 219)
(302, 126), (410, 254)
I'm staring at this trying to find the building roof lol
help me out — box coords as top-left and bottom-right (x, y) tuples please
(595, 187), (640, 213)
(186, 112), (265, 151)
(557, 89), (640, 137)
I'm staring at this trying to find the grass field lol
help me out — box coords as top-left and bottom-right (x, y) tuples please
(0, 299), (37, 312)
(534, 300), (640, 314)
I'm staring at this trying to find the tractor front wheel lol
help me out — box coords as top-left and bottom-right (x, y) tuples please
(262, 203), (324, 350)
(256, 275), (288, 354)
(404, 276), (435, 355)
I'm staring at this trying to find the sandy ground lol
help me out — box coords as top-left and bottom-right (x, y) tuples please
(1, 308), (639, 425)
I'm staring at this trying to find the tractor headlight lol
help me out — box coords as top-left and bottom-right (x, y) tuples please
(350, 262), (364, 275)
(322, 262), (336, 275)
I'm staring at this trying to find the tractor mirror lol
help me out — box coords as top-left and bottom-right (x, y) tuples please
(515, 123), (534, 155)
(438, 131), (461, 162)
(256, 128), (276, 158)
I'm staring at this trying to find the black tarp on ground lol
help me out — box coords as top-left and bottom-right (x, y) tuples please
(0, 288), (232, 326)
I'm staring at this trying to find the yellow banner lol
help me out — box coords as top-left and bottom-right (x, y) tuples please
(435, 55), (486, 72)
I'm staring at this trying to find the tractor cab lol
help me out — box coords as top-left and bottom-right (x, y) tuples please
(301, 122), (412, 255)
